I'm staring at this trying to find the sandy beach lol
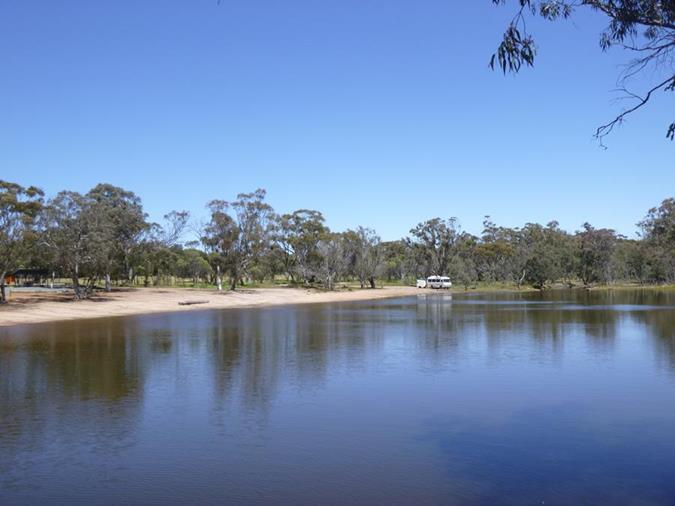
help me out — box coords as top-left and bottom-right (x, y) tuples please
(0, 286), (421, 327)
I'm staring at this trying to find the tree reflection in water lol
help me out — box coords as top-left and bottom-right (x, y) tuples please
(0, 289), (674, 504)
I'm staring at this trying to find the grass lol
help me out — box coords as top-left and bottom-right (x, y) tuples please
(585, 283), (675, 292)
(14, 277), (675, 294)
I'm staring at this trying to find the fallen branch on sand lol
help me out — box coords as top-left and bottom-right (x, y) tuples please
(178, 300), (210, 306)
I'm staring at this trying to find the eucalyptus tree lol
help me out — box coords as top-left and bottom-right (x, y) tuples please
(475, 217), (518, 283)
(548, 221), (578, 285)
(0, 181), (44, 303)
(448, 232), (480, 289)
(275, 209), (329, 283)
(134, 211), (190, 286)
(449, 256), (478, 290)
(576, 223), (619, 285)
(380, 240), (408, 282)
(201, 206), (236, 290)
(638, 198), (675, 282)
(610, 239), (647, 282)
(202, 189), (275, 290)
(520, 223), (562, 289)
(406, 218), (460, 277)
(161, 210), (191, 246)
(350, 226), (382, 289)
(176, 248), (212, 285)
(41, 191), (108, 299)
(316, 234), (347, 290)
(492, 0), (675, 142)
(86, 184), (148, 291)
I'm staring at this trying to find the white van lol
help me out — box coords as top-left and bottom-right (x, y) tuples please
(417, 276), (452, 289)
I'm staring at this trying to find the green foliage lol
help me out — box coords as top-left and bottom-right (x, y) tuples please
(175, 249), (212, 284)
(576, 223), (619, 285)
(637, 198), (675, 282)
(275, 209), (328, 283)
(492, 1), (675, 141)
(0, 181), (44, 302)
(406, 217), (460, 277)
(201, 189), (275, 290)
(3, 179), (674, 295)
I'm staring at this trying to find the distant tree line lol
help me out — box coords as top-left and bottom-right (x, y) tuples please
(0, 180), (673, 302)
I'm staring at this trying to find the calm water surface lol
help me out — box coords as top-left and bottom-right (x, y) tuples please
(1, 290), (675, 505)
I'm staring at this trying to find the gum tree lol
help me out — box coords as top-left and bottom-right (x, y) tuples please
(406, 218), (461, 277)
(275, 209), (329, 284)
(202, 189), (275, 290)
(41, 191), (107, 299)
(317, 234), (347, 290)
(86, 184), (148, 291)
(492, 0), (675, 143)
(576, 222), (619, 285)
(0, 181), (43, 303)
(638, 197), (675, 282)
(351, 226), (382, 289)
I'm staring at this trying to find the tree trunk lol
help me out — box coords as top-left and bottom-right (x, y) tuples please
(517, 269), (526, 288)
(105, 273), (112, 292)
(369, 276), (376, 289)
(0, 282), (6, 304)
(50, 272), (55, 289)
(73, 263), (82, 299)
(72, 276), (82, 299)
(216, 265), (222, 291)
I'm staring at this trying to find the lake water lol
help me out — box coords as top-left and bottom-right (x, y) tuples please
(1, 290), (675, 505)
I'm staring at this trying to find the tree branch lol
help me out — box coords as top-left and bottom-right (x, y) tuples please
(594, 75), (675, 143)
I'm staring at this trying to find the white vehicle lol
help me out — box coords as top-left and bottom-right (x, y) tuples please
(416, 279), (427, 288)
(426, 275), (452, 289)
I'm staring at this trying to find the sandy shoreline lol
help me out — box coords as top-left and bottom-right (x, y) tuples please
(0, 286), (422, 328)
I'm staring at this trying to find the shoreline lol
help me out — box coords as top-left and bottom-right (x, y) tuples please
(0, 286), (423, 328)
(2, 283), (673, 329)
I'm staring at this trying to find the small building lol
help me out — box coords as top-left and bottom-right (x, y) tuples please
(4, 268), (49, 287)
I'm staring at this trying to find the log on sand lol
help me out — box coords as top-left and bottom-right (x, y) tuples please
(178, 300), (210, 306)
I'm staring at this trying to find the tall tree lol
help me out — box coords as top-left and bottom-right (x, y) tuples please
(176, 248), (212, 285)
(41, 191), (108, 299)
(576, 222), (619, 285)
(133, 211), (190, 287)
(317, 234), (347, 291)
(0, 181), (44, 303)
(406, 218), (460, 277)
(475, 217), (518, 283)
(350, 226), (382, 289)
(380, 240), (409, 282)
(518, 223), (558, 289)
(275, 209), (329, 283)
(638, 198), (675, 282)
(86, 184), (148, 291)
(202, 189), (274, 290)
(450, 233), (480, 289)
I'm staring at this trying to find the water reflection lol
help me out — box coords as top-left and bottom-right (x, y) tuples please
(1, 289), (674, 504)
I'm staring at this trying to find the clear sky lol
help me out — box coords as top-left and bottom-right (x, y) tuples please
(1, 0), (672, 240)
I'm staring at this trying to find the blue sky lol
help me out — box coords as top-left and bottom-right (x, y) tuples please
(1, 0), (672, 240)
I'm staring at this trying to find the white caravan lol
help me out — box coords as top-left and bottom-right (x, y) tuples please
(417, 276), (452, 289)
